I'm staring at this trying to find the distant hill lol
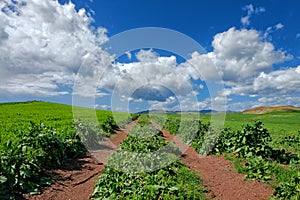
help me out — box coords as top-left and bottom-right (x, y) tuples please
(178, 109), (219, 114)
(137, 109), (181, 114)
(242, 105), (300, 114)
(136, 109), (230, 114)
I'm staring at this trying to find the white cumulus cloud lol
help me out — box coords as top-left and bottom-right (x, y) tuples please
(253, 66), (300, 93)
(0, 1), (298, 111)
(190, 27), (290, 84)
(98, 49), (199, 102)
(185, 27), (298, 110)
(219, 65), (300, 110)
(0, 0), (109, 96)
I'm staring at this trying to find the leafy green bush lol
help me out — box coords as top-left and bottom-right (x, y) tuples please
(273, 172), (300, 199)
(243, 157), (272, 182)
(112, 124), (181, 173)
(137, 114), (152, 127)
(121, 135), (168, 153)
(130, 113), (140, 121)
(177, 120), (201, 144)
(91, 121), (206, 199)
(0, 140), (44, 198)
(163, 118), (180, 135)
(75, 120), (105, 149)
(274, 134), (300, 152)
(128, 124), (161, 138)
(91, 162), (206, 200)
(100, 116), (119, 135)
(188, 121), (274, 158)
(16, 122), (65, 166)
(0, 122), (84, 199)
(222, 121), (272, 158)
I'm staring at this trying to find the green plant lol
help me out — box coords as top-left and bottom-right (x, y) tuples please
(227, 121), (272, 158)
(243, 157), (272, 182)
(0, 139), (44, 198)
(75, 120), (104, 149)
(163, 117), (180, 135)
(275, 134), (300, 152)
(273, 172), (300, 199)
(178, 120), (201, 144)
(17, 122), (65, 166)
(0, 101), (131, 198)
(0, 122), (84, 198)
(100, 116), (119, 136)
(130, 113), (140, 121)
(91, 120), (206, 199)
(91, 162), (206, 200)
(137, 114), (152, 127)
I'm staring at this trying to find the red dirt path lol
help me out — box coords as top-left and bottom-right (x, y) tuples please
(23, 120), (137, 200)
(153, 121), (274, 200)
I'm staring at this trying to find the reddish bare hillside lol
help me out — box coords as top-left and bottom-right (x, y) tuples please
(242, 105), (300, 114)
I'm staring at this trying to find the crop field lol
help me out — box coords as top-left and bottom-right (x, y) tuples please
(152, 111), (300, 151)
(200, 112), (300, 136)
(152, 112), (300, 199)
(91, 115), (206, 199)
(0, 101), (132, 199)
(0, 101), (299, 199)
(199, 111), (300, 153)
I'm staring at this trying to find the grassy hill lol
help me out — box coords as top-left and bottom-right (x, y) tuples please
(0, 101), (131, 133)
(242, 105), (300, 114)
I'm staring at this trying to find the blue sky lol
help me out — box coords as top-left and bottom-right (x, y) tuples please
(76, 0), (300, 56)
(0, 0), (300, 112)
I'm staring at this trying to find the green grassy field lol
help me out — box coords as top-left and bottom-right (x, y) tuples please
(154, 111), (299, 151)
(0, 101), (129, 134)
(200, 112), (300, 135)
(199, 111), (300, 151)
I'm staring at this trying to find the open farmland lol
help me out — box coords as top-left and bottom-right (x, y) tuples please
(152, 108), (300, 199)
(199, 109), (300, 152)
(0, 101), (299, 199)
(1, 0), (300, 199)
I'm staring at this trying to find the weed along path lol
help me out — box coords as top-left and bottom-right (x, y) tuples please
(152, 121), (274, 200)
(24, 120), (138, 200)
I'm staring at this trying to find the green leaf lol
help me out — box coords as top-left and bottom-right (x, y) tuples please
(0, 176), (7, 184)
(169, 186), (179, 191)
(29, 189), (41, 195)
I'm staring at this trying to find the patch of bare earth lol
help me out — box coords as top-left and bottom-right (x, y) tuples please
(152, 121), (274, 200)
(23, 120), (137, 200)
(242, 105), (300, 114)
